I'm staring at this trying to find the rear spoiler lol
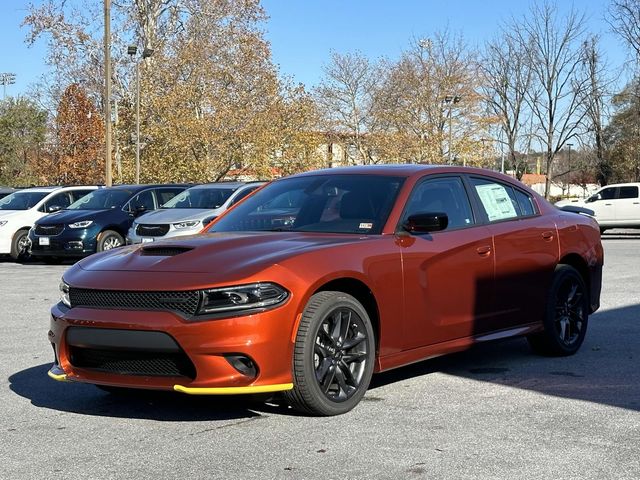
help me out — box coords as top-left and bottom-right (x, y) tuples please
(559, 205), (595, 216)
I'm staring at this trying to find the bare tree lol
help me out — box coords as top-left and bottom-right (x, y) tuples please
(514, 2), (590, 197)
(608, 0), (640, 61)
(481, 31), (532, 179)
(315, 51), (379, 164)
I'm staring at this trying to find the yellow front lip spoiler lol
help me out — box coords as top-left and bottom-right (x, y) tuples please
(47, 367), (68, 382)
(47, 366), (292, 395)
(174, 383), (293, 395)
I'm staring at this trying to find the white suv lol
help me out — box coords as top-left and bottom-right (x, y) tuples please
(557, 182), (640, 232)
(0, 186), (98, 260)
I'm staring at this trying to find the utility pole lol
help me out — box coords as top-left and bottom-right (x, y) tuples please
(0, 73), (16, 100)
(104, 0), (112, 187)
(128, 46), (154, 184)
(444, 95), (461, 165)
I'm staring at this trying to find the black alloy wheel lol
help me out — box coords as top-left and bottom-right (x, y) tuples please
(528, 265), (589, 356)
(286, 291), (375, 416)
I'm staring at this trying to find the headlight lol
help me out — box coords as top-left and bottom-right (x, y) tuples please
(69, 220), (93, 229)
(59, 281), (71, 307)
(173, 220), (201, 230)
(198, 282), (288, 315)
(0, 220), (7, 227)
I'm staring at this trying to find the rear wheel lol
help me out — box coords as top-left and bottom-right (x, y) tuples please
(96, 230), (124, 252)
(285, 291), (375, 416)
(10, 229), (31, 261)
(527, 265), (589, 356)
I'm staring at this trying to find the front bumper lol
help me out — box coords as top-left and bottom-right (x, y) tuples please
(127, 227), (201, 245)
(47, 299), (297, 393)
(29, 226), (99, 257)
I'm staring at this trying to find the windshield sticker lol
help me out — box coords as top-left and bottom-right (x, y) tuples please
(359, 222), (373, 229)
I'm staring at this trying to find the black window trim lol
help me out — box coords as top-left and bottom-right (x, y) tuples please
(396, 173), (478, 235)
(464, 174), (541, 225)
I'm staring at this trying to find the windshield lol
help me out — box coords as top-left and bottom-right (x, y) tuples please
(67, 189), (133, 210)
(0, 191), (49, 210)
(208, 174), (404, 235)
(162, 187), (235, 209)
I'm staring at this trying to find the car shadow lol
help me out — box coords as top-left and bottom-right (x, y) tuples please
(8, 302), (639, 419)
(7, 363), (287, 421)
(371, 303), (640, 412)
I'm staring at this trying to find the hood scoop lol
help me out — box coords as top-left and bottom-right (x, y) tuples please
(140, 245), (194, 257)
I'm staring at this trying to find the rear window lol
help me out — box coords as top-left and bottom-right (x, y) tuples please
(619, 186), (639, 199)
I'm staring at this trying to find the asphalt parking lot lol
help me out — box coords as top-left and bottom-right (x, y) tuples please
(1, 232), (639, 480)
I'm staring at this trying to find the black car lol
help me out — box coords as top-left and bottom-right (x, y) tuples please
(29, 184), (188, 261)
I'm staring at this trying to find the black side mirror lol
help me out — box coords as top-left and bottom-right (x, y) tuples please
(402, 212), (448, 233)
(47, 205), (62, 213)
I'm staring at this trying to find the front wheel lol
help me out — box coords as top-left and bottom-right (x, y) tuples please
(96, 230), (124, 252)
(285, 291), (375, 416)
(527, 265), (589, 356)
(10, 229), (31, 261)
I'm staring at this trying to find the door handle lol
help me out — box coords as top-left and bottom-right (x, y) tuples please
(604, 203), (612, 206)
(476, 245), (491, 256)
(542, 231), (554, 241)
(633, 202), (639, 205)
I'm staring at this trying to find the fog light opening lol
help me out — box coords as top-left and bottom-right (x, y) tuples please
(67, 241), (83, 250)
(225, 354), (258, 378)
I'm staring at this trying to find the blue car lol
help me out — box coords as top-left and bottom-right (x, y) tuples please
(29, 184), (188, 262)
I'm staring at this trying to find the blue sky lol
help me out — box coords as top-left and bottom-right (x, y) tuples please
(0, 0), (631, 97)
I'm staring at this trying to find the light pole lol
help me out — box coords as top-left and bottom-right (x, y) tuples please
(444, 95), (461, 165)
(127, 45), (153, 184)
(104, 0), (112, 187)
(566, 143), (573, 197)
(0, 73), (16, 100)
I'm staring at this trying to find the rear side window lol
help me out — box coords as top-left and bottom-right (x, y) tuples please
(619, 186), (639, 199)
(403, 176), (474, 229)
(470, 178), (520, 222)
(513, 188), (537, 216)
(43, 192), (72, 211)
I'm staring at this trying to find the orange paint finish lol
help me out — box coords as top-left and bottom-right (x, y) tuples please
(48, 165), (604, 391)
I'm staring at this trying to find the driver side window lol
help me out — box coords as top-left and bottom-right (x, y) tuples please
(403, 177), (474, 230)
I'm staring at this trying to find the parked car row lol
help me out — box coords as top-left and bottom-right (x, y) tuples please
(0, 181), (264, 263)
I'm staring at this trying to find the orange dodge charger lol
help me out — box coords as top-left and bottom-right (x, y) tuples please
(48, 165), (603, 415)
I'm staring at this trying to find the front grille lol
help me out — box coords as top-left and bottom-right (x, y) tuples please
(69, 347), (196, 378)
(136, 224), (170, 237)
(35, 224), (64, 236)
(69, 287), (201, 317)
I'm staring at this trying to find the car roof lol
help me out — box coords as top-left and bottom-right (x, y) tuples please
(188, 182), (264, 190)
(289, 164), (512, 179)
(104, 184), (190, 192)
(13, 186), (61, 193)
(598, 182), (640, 188)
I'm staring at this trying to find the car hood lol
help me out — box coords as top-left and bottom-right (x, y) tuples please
(37, 209), (116, 225)
(136, 208), (220, 224)
(78, 232), (372, 274)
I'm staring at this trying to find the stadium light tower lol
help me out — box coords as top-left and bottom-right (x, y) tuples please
(0, 73), (16, 100)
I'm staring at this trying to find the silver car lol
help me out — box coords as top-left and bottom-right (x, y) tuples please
(127, 182), (264, 244)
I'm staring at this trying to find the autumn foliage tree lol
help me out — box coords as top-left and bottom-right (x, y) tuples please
(35, 84), (104, 184)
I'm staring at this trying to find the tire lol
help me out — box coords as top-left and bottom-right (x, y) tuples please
(285, 291), (375, 416)
(10, 229), (31, 261)
(527, 265), (589, 356)
(96, 230), (124, 252)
